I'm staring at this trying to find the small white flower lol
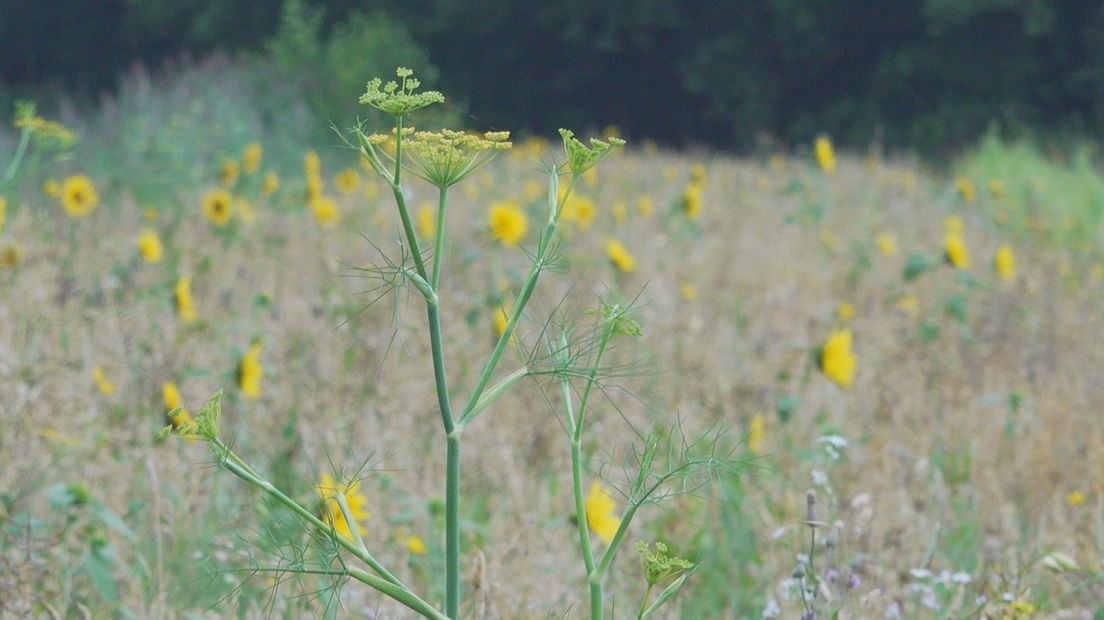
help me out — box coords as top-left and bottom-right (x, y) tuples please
(952, 571), (972, 584)
(779, 578), (801, 601)
(811, 469), (829, 486)
(817, 435), (849, 449)
(909, 568), (932, 580)
(921, 590), (939, 609)
(771, 526), (790, 540)
(1002, 592), (1014, 603)
(884, 602), (901, 618)
(762, 598), (781, 618)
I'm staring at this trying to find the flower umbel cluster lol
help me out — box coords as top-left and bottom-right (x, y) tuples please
(559, 128), (625, 176)
(359, 67), (444, 117)
(14, 101), (76, 147)
(637, 541), (693, 586)
(403, 129), (512, 188)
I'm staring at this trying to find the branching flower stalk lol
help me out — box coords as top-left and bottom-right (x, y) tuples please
(164, 68), (732, 620)
(549, 299), (742, 619)
(353, 68), (622, 618)
(555, 304), (672, 619)
(4, 101), (76, 186)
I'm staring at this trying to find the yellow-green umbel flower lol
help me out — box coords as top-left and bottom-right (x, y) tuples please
(402, 129), (512, 188)
(14, 102), (76, 147)
(636, 541), (693, 586)
(558, 128), (625, 177)
(359, 67), (444, 117)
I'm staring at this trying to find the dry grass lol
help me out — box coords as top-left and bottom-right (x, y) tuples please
(1, 145), (1102, 618)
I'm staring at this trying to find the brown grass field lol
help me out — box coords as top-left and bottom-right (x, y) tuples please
(1, 140), (1102, 618)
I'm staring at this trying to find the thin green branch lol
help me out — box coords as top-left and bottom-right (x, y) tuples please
(346, 567), (450, 620)
(456, 366), (529, 429)
(217, 452), (408, 593)
(431, 187), (448, 289)
(459, 174), (579, 423)
(334, 492), (369, 557)
(574, 322), (615, 442)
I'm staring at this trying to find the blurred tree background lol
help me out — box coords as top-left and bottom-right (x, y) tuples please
(1, 0), (1101, 153)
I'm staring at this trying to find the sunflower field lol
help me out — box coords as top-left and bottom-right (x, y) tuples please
(1, 59), (1104, 620)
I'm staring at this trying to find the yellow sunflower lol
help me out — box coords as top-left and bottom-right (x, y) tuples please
(201, 189), (233, 226)
(238, 342), (263, 398)
(605, 238), (636, 273)
(310, 195), (340, 228)
(820, 329), (857, 389)
(174, 276), (198, 323)
(488, 200), (528, 246)
(317, 473), (370, 539)
(242, 142), (263, 174)
(61, 174), (99, 218)
(136, 230), (164, 263)
(585, 481), (621, 544)
(814, 136), (836, 173)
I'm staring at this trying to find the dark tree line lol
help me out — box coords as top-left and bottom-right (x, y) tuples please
(3, 0), (1101, 152)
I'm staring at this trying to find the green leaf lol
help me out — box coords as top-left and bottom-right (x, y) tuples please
(903, 252), (933, 281)
(85, 545), (118, 603)
(945, 294), (968, 323)
(776, 395), (800, 423)
(93, 505), (136, 541)
(919, 321), (940, 342)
